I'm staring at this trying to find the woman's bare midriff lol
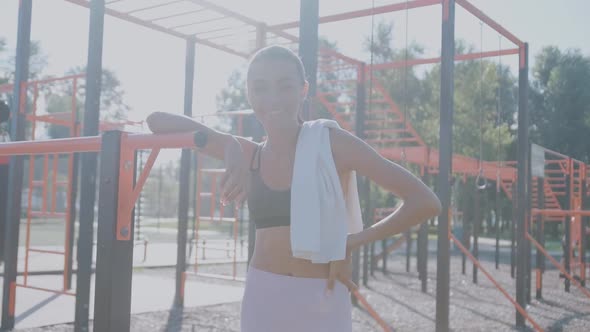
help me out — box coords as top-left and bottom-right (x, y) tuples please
(250, 226), (335, 279)
(249, 164), (352, 279)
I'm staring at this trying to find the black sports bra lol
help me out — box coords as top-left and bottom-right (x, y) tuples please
(247, 144), (291, 229)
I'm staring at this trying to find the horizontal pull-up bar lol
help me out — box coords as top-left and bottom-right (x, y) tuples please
(0, 132), (201, 156)
(368, 48), (520, 71)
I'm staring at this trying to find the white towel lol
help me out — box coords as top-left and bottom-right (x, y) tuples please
(290, 119), (364, 263)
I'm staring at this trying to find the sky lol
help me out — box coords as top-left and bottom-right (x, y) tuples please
(0, 0), (588, 162)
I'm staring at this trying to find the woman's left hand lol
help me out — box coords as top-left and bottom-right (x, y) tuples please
(325, 244), (358, 295)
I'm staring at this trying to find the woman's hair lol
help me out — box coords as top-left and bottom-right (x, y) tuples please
(247, 45), (307, 85)
(246, 45), (307, 124)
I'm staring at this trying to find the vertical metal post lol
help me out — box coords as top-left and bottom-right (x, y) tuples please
(66, 152), (79, 289)
(473, 187), (481, 284)
(405, 229), (412, 272)
(298, 0), (319, 121)
(511, 182), (517, 278)
(461, 181), (470, 275)
(495, 179), (501, 269)
(515, 42), (529, 329)
(418, 170), (429, 292)
(436, 1), (455, 331)
(0, 162), (7, 265)
(381, 238), (388, 273)
(362, 182), (371, 287)
(74, 0), (106, 330)
(175, 38), (196, 307)
(1, 0), (32, 329)
(526, 148), (533, 304)
(535, 177), (544, 299)
(564, 170), (571, 292)
(93, 131), (135, 332)
(354, 63), (367, 296)
(581, 177), (589, 287)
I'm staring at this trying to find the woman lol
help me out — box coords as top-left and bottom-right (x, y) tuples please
(146, 45), (441, 332)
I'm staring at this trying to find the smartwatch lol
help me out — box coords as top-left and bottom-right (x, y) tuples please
(194, 130), (208, 148)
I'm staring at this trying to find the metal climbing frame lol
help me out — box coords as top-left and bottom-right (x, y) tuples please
(1, 0), (537, 331)
(529, 145), (590, 299)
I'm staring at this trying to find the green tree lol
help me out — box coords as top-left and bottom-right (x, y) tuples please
(530, 46), (590, 162)
(45, 67), (130, 139)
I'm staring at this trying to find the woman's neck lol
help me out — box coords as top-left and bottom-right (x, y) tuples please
(263, 123), (301, 153)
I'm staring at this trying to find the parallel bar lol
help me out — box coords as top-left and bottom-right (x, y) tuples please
(1, 1), (32, 329)
(435, 1), (455, 331)
(75, 0), (106, 330)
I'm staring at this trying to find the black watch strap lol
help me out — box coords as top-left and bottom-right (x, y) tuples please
(194, 130), (208, 148)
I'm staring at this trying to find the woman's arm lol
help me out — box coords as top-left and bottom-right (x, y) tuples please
(146, 111), (257, 204)
(330, 128), (442, 253)
(146, 111), (258, 161)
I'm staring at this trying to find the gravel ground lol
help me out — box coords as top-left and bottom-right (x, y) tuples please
(17, 252), (590, 332)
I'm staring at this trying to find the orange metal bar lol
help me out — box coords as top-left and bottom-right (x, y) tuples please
(531, 209), (590, 217)
(450, 234), (543, 331)
(455, 0), (523, 47)
(116, 134), (136, 241)
(26, 114), (73, 128)
(350, 286), (393, 332)
(8, 282), (15, 316)
(22, 73), (85, 86)
(28, 248), (65, 255)
(0, 136), (101, 155)
(527, 233), (590, 299)
(16, 284), (75, 296)
(129, 149), (160, 207)
(368, 48), (520, 71)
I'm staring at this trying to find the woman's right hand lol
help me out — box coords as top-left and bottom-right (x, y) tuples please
(220, 136), (250, 206)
